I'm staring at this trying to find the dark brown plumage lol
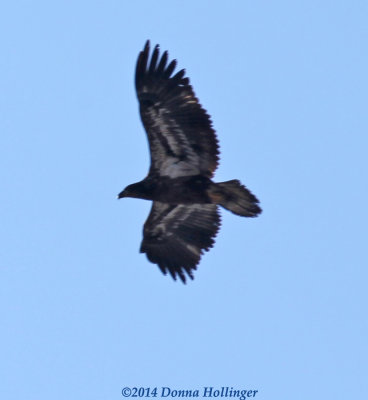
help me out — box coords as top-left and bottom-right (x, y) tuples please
(118, 41), (261, 283)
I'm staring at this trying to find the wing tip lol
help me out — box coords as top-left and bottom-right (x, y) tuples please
(157, 261), (196, 284)
(136, 41), (191, 91)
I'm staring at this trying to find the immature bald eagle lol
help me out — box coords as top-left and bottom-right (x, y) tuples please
(118, 41), (261, 283)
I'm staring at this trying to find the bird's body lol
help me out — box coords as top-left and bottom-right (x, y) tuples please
(118, 41), (262, 283)
(122, 175), (212, 203)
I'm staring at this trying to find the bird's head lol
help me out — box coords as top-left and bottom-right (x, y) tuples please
(117, 181), (152, 200)
(117, 184), (135, 199)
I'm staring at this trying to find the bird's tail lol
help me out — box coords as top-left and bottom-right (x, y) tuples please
(209, 180), (262, 217)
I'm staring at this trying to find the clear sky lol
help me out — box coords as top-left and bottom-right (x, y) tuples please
(1, 1), (367, 399)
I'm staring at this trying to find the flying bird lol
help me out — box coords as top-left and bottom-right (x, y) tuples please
(118, 41), (262, 283)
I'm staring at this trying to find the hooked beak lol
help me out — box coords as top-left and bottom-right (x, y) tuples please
(117, 189), (126, 199)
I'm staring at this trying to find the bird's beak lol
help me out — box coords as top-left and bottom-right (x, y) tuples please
(117, 190), (126, 199)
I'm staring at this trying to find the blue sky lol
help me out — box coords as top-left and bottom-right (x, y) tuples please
(1, 1), (367, 399)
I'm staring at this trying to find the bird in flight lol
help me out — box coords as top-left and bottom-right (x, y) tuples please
(118, 41), (261, 283)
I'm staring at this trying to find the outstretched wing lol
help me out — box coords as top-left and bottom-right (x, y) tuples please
(135, 41), (219, 179)
(140, 202), (221, 283)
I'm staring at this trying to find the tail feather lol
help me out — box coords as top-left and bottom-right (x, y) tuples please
(210, 180), (262, 217)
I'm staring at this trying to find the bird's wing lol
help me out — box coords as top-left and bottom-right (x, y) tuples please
(135, 41), (219, 179)
(140, 202), (221, 283)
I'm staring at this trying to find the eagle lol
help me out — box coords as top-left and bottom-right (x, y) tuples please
(118, 41), (262, 283)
